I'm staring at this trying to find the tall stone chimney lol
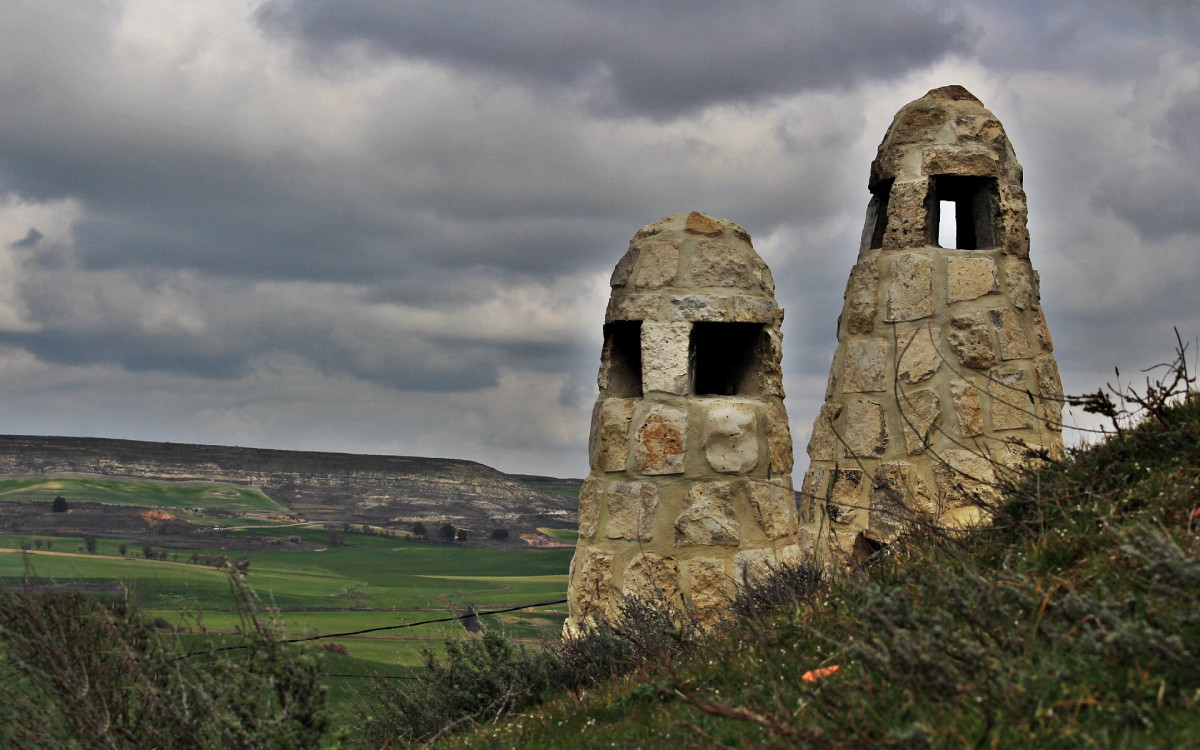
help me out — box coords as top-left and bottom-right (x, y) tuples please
(800, 86), (1064, 563)
(565, 211), (800, 632)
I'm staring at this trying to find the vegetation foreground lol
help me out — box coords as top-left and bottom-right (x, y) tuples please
(2, 355), (1198, 747)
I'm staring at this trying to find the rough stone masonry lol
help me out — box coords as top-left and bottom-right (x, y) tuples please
(800, 86), (1064, 564)
(564, 211), (801, 632)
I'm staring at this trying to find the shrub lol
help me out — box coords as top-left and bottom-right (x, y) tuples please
(84, 536), (97, 555)
(51, 496), (68, 513)
(412, 522), (427, 539)
(441, 523), (456, 542)
(491, 528), (510, 540)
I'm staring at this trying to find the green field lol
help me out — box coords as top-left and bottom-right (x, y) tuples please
(538, 527), (579, 542)
(0, 476), (288, 514)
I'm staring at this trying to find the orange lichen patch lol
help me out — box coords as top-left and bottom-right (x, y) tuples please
(637, 418), (683, 472)
(801, 665), (840, 683)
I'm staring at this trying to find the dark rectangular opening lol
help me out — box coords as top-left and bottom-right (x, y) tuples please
(601, 321), (642, 397)
(868, 180), (892, 250)
(689, 322), (765, 396)
(930, 175), (999, 250)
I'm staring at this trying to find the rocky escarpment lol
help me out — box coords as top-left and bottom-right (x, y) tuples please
(0, 435), (575, 534)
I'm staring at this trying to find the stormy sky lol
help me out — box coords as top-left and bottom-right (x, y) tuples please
(2, 0), (1198, 476)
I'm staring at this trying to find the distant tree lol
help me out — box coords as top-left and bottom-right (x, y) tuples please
(491, 528), (509, 541)
(142, 545), (155, 560)
(361, 523), (371, 535)
(327, 529), (345, 548)
(84, 537), (98, 555)
(77, 544), (84, 553)
(20, 540), (32, 552)
(411, 522), (427, 539)
(118, 543), (127, 557)
(172, 554), (179, 563)
(440, 523), (456, 542)
(34, 539), (43, 550)
(44, 538), (52, 550)
(190, 553), (200, 564)
(342, 522), (352, 534)
(157, 550), (168, 561)
(456, 529), (468, 542)
(51, 496), (68, 513)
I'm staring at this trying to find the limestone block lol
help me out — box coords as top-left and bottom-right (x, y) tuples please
(897, 324), (943, 384)
(675, 482), (739, 547)
(594, 398), (635, 472)
(868, 464), (909, 543)
(998, 184), (1030, 258)
(685, 211), (724, 237)
(573, 549), (614, 617)
(633, 242), (680, 288)
(606, 294), (658, 323)
(610, 248), (639, 287)
(799, 468), (826, 524)
(634, 404), (687, 475)
(844, 261), (880, 335)
(735, 547), (778, 586)
(947, 257), (998, 302)
(910, 472), (940, 518)
(828, 469), (866, 527)
(807, 404), (842, 461)
(755, 328), (786, 398)
(882, 180), (932, 251)
(953, 113), (1005, 145)
(703, 402), (758, 474)
(939, 505), (989, 529)
(1005, 262), (1034, 310)
(670, 295), (729, 322)
(749, 481), (798, 540)
(635, 215), (672, 240)
(841, 399), (888, 458)
(990, 368), (1034, 431)
(765, 402), (793, 476)
(687, 557), (733, 617)
(990, 308), (1032, 360)
(922, 146), (1001, 177)
(577, 477), (603, 538)
(691, 241), (749, 287)
(731, 295), (776, 323)
(842, 338), (887, 393)
(752, 259), (776, 295)
(900, 388), (942, 456)
(622, 553), (681, 607)
(950, 379), (985, 437)
(949, 312), (997, 370)
(1035, 354), (1063, 429)
(641, 322), (690, 394)
(1031, 306), (1054, 351)
(933, 449), (999, 509)
(604, 482), (658, 542)
(885, 253), (934, 322)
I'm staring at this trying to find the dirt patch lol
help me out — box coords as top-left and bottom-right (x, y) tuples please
(520, 532), (574, 549)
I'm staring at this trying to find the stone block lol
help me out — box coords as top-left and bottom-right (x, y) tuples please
(990, 308), (1031, 360)
(885, 253), (934, 321)
(670, 294), (729, 322)
(828, 469), (866, 527)
(998, 184), (1030, 258)
(755, 328), (786, 397)
(899, 388), (942, 456)
(868, 464), (909, 543)
(751, 258), (776, 295)
(1031, 306), (1054, 351)
(882, 180), (932, 251)
(594, 398), (635, 472)
(703, 402), (758, 474)
(731, 295), (776, 323)
(577, 477), (603, 538)
(634, 404), (687, 475)
(684, 211), (724, 237)
(622, 553), (681, 608)
(949, 312), (996, 370)
(735, 547), (778, 587)
(641, 321), (690, 394)
(844, 260), (880, 335)
(933, 449), (999, 509)
(764, 402), (793, 476)
(610, 248), (639, 287)
(675, 482), (739, 547)
(605, 293), (658, 323)
(990, 368), (1034, 431)
(947, 256), (998, 302)
(1035, 354), (1063, 429)
(842, 338), (887, 393)
(897, 324), (942, 384)
(799, 468), (826, 524)
(950, 379), (985, 437)
(749, 481), (798, 540)
(841, 399), (888, 458)
(604, 482), (658, 542)
(687, 557), (733, 618)
(691, 241), (749, 287)
(922, 146), (1001, 177)
(806, 404), (842, 461)
(910, 472), (940, 518)
(633, 242), (679, 288)
(573, 549), (614, 617)
(1005, 261), (1034, 309)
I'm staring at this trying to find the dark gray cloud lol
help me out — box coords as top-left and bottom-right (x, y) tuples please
(257, 0), (975, 116)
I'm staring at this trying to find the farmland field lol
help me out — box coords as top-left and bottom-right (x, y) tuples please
(0, 476), (288, 514)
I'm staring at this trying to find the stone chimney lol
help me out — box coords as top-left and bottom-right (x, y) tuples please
(800, 86), (1064, 563)
(565, 211), (800, 632)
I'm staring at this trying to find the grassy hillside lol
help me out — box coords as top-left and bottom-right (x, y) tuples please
(0, 476), (288, 514)
(439, 385), (1200, 746)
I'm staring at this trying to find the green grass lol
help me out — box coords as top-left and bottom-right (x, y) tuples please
(537, 527), (579, 542)
(534, 484), (580, 500)
(440, 390), (1200, 748)
(0, 476), (288, 514)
